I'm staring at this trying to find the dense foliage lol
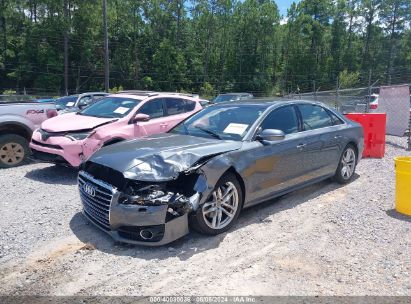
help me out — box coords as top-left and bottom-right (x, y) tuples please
(0, 0), (410, 96)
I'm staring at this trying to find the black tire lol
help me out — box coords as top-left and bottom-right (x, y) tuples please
(0, 134), (30, 168)
(333, 144), (357, 184)
(190, 172), (243, 235)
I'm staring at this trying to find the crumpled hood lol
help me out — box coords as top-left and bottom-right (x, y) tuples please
(89, 133), (243, 181)
(41, 113), (114, 132)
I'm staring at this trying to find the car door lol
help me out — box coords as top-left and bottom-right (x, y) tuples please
(135, 98), (167, 136)
(296, 104), (342, 179)
(163, 98), (190, 130)
(245, 105), (307, 203)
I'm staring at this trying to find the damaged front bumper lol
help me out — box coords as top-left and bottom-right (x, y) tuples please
(78, 171), (201, 246)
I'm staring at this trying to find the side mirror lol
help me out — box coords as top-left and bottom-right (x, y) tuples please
(133, 113), (150, 123)
(256, 129), (285, 142)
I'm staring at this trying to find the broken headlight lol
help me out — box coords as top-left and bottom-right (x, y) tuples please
(119, 184), (183, 206)
(65, 130), (95, 141)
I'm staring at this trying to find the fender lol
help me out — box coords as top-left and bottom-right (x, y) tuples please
(0, 114), (36, 133)
(0, 120), (34, 139)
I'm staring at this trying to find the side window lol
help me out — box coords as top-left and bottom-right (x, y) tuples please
(139, 99), (164, 119)
(165, 98), (186, 115)
(184, 99), (196, 112)
(79, 96), (92, 105)
(298, 105), (333, 130)
(260, 106), (299, 134)
(328, 110), (344, 125)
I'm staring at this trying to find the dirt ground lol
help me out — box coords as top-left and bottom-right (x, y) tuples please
(0, 135), (410, 296)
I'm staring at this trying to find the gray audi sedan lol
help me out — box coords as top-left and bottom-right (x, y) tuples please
(78, 99), (364, 245)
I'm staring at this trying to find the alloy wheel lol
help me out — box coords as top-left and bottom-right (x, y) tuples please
(341, 148), (356, 180)
(202, 181), (239, 230)
(0, 142), (25, 165)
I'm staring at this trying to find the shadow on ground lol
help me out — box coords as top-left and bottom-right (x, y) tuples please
(69, 177), (354, 261)
(386, 209), (411, 223)
(25, 164), (78, 185)
(385, 139), (408, 150)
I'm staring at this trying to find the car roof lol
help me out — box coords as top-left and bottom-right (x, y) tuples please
(218, 92), (252, 96)
(78, 92), (108, 97)
(212, 98), (328, 108)
(113, 91), (200, 100)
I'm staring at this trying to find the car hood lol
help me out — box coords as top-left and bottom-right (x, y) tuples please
(41, 113), (115, 132)
(89, 133), (243, 181)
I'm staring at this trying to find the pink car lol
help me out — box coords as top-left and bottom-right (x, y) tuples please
(30, 91), (203, 167)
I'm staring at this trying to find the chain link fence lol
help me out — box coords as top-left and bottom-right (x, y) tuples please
(285, 86), (383, 113)
(287, 84), (411, 149)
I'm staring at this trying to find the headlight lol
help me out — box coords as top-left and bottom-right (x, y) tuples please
(65, 132), (93, 141)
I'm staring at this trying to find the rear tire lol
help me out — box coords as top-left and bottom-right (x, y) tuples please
(190, 172), (243, 235)
(333, 144), (357, 184)
(0, 134), (30, 168)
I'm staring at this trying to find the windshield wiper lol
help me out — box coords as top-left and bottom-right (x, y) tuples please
(194, 126), (222, 140)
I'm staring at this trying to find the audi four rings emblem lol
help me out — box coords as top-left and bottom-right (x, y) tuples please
(83, 183), (96, 197)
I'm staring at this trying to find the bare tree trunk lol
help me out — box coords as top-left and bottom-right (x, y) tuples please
(0, 0), (6, 62)
(176, 0), (184, 45)
(103, 0), (109, 92)
(63, 0), (69, 95)
(362, 6), (375, 70)
(386, 2), (398, 85)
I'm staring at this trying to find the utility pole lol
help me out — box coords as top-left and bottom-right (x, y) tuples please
(63, 0), (69, 96)
(313, 80), (316, 101)
(366, 69), (372, 113)
(103, 0), (109, 92)
(335, 76), (340, 110)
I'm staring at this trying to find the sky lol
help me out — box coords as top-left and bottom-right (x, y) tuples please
(276, 0), (298, 16)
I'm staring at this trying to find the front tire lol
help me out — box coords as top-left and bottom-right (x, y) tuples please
(190, 172), (243, 235)
(333, 144), (357, 184)
(0, 134), (30, 168)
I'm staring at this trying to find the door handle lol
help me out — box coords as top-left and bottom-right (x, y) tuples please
(334, 135), (342, 139)
(296, 143), (306, 149)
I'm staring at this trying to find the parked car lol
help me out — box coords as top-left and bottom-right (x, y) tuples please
(211, 93), (253, 103)
(339, 94), (379, 114)
(30, 91), (203, 167)
(77, 99), (363, 245)
(0, 100), (57, 168)
(35, 96), (56, 103)
(56, 92), (108, 114)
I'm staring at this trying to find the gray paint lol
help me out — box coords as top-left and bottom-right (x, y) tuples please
(82, 99), (364, 245)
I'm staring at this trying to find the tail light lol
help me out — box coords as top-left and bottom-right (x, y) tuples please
(46, 109), (58, 118)
(369, 104), (378, 110)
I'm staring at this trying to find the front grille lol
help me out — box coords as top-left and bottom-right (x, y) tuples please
(78, 171), (115, 231)
(82, 161), (126, 190)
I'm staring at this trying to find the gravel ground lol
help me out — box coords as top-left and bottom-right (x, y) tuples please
(0, 135), (410, 296)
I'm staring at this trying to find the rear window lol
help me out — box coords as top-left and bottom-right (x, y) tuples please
(165, 98), (186, 115)
(298, 104), (333, 130)
(185, 99), (196, 112)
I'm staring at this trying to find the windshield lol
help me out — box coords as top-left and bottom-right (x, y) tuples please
(170, 105), (266, 141)
(78, 97), (141, 118)
(55, 96), (78, 109)
(213, 94), (240, 103)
